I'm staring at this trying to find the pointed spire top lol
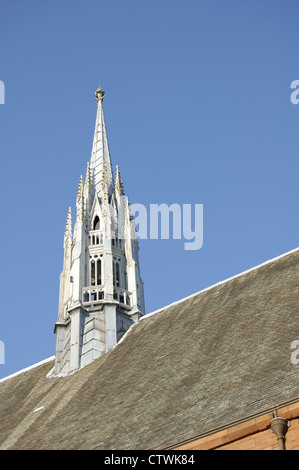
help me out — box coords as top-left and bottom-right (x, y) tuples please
(95, 83), (105, 102)
(90, 82), (114, 196)
(115, 165), (125, 195)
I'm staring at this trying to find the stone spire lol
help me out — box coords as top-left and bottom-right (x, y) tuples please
(52, 85), (145, 377)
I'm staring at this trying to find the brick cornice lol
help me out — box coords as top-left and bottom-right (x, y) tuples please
(169, 401), (299, 450)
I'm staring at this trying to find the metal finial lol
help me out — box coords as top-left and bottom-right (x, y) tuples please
(95, 83), (105, 102)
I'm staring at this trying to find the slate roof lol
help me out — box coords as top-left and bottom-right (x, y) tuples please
(1, 248), (299, 450)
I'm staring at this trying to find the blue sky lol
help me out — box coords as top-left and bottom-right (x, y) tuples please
(0, 0), (299, 378)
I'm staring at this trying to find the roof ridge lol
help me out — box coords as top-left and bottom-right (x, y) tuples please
(0, 356), (55, 384)
(141, 246), (299, 322)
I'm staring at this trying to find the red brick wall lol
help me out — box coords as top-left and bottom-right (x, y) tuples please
(176, 403), (299, 450)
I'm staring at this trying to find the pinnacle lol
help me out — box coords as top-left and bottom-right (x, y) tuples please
(84, 162), (91, 188)
(77, 175), (84, 197)
(115, 165), (125, 195)
(64, 206), (72, 238)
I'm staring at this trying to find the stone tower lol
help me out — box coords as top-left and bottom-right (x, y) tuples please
(52, 85), (145, 376)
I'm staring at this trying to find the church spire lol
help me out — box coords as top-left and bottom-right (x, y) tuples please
(52, 84), (145, 377)
(90, 84), (113, 197)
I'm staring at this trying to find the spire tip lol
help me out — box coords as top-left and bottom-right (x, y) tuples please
(95, 83), (105, 102)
